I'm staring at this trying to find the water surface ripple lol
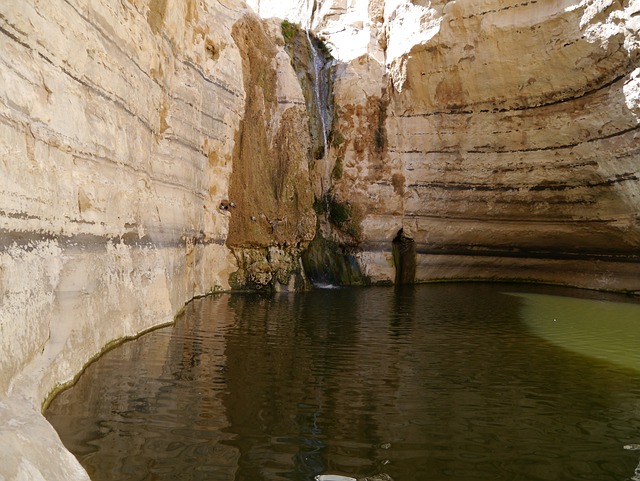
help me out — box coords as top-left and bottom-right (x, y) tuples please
(46, 284), (640, 481)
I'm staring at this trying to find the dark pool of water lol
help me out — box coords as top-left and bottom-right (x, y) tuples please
(46, 283), (640, 481)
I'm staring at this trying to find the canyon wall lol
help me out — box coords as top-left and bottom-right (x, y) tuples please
(381, 0), (640, 292)
(2, 0), (640, 479)
(0, 1), (314, 478)
(252, 0), (640, 292)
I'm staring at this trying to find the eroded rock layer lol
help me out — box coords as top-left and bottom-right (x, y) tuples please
(0, 1), (314, 478)
(2, 0), (640, 479)
(261, 0), (640, 291)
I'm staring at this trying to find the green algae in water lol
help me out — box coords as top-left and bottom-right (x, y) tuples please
(511, 292), (640, 372)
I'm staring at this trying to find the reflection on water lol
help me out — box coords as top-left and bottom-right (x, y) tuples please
(46, 284), (640, 481)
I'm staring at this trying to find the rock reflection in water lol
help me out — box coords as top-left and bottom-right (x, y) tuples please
(46, 284), (640, 481)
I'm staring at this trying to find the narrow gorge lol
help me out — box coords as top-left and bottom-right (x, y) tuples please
(1, 0), (639, 478)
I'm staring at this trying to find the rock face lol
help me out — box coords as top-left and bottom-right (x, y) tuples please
(225, 16), (317, 290)
(0, 1), (314, 478)
(253, 0), (640, 292)
(382, 0), (640, 292)
(2, 0), (640, 479)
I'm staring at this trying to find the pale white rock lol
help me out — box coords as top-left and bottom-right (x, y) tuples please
(384, 0), (443, 90)
(246, 0), (311, 27)
(0, 0), (251, 478)
(624, 68), (640, 119)
(248, 0), (385, 63)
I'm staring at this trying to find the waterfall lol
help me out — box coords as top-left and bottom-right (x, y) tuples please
(303, 1), (331, 193)
(307, 31), (329, 158)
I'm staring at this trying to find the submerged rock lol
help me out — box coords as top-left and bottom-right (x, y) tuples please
(359, 475), (394, 481)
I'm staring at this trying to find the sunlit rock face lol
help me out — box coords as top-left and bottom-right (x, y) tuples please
(255, 0), (640, 292)
(387, 1), (640, 291)
(0, 1), (314, 479)
(2, 0), (640, 479)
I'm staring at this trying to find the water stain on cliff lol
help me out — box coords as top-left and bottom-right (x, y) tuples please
(147, 0), (167, 34)
(393, 228), (416, 285)
(226, 15), (316, 289)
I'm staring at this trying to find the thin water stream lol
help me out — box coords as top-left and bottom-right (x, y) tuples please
(46, 283), (640, 481)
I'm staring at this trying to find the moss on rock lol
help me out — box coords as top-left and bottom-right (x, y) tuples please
(301, 233), (369, 286)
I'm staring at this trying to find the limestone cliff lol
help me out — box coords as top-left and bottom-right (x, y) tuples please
(225, 16), (316, 291)
(2, 0), (640, 479)
(384, 0), (640, 292)
(252, 0), (640, 292)
(0, 1), (314, 478)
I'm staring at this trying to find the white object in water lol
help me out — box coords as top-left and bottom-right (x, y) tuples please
(315, 476), (357, 481)
(314, 283), (340, 289)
